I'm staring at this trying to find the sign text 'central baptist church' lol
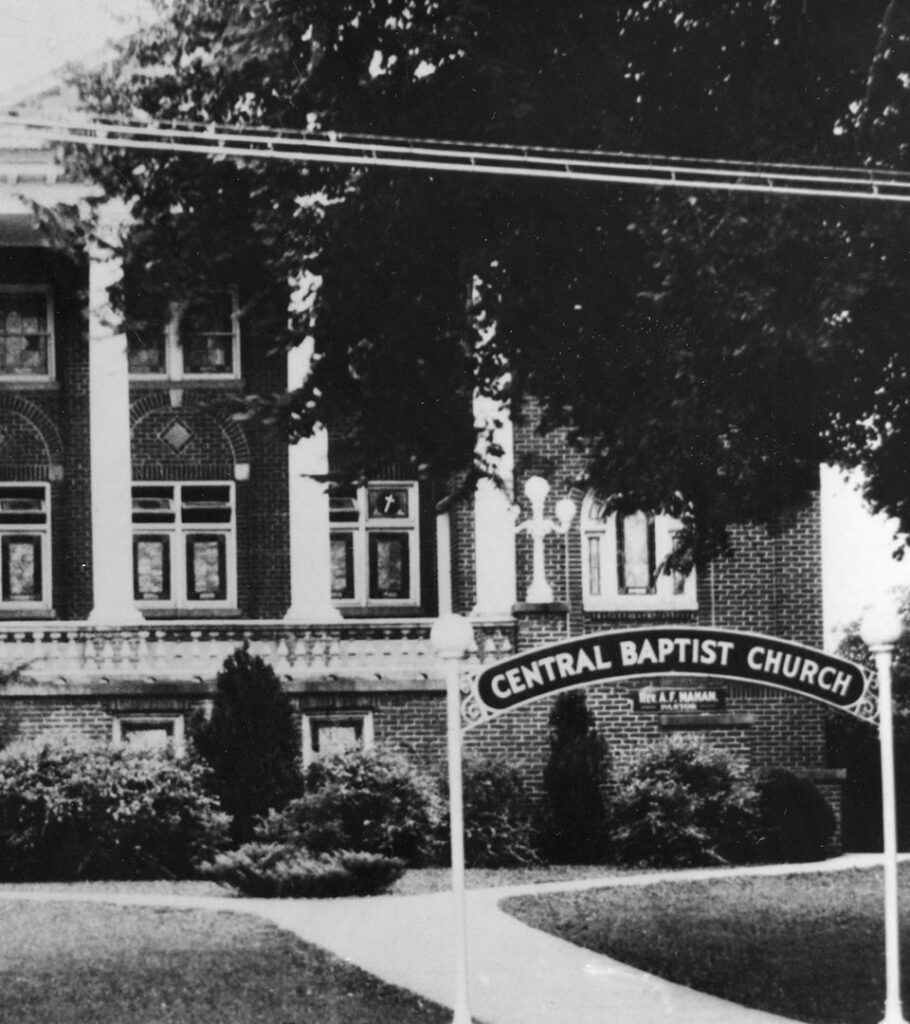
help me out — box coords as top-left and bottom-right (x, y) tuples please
(472, 627), (869, 719)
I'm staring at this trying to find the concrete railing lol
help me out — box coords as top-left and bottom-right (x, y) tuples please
(0, 618), (516, 688)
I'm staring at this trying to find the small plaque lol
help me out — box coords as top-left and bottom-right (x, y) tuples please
(634, 685), (727, 713)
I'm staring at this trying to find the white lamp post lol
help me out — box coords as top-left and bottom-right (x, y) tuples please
(430, 613), (475, 1024)
(515, 476), (576, 603)
(861, 602), (908, 1024)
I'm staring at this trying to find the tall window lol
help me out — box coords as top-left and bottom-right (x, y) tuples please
(0, 287), (53, 380)
(329, 482), (420, 608)
(132, 483), (235, 610)
(581, 494), (696, 611)
(128, 288), (240, 379)
(0, 484), (50, 609)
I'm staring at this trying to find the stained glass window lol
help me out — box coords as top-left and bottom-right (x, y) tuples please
(617, 511), (656, 595)
(0, 291), (51, 377)
(368, 533), (409, 600)
(0, 485), (49, 606)
(328, 482), (419, 606)
(127, 289), (239, 378)
(181, 292), (236, 375)
(132, 483), (234, 608)
(581, 493), (696, 610)
(133, 536), (170, 601)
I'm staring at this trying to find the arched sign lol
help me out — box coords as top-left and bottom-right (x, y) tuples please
(465, 626), (872, 730)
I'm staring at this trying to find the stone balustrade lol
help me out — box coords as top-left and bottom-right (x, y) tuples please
(0, 618), (516, 691)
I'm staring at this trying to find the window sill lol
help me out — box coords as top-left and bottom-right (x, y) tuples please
(0, 608), (57, 621)
(130, 378), (243, 389)
(337, 606), (426, 619)
(512, 601), (570, 615)
(139, 608), (243, 620)
(0, 380), (58, 391)
(584, 598), (698, 613)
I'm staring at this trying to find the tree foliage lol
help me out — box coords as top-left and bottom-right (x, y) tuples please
(190, 646), (301, 843)
(829, 590), (910, 849)
(69, 0), (910, 560)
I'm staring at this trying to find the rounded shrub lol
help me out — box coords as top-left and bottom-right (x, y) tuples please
(257, 747), (443, 865)
(609, 737), (758, 868)
(754, 768), (836, 863)
(436, 752), (541, 868)
(0, 739), (230, 881)
(201, 843), (406, 898)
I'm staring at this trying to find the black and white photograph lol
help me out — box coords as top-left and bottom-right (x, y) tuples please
(2, 2), (910, 1022)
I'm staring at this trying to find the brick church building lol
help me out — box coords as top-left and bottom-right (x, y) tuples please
(0, 78), (845, 820)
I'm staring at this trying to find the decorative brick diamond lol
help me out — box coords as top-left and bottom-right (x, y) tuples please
(159, 418), (193, 455)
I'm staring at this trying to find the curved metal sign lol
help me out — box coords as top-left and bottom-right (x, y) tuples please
(466, 627), (871, 729)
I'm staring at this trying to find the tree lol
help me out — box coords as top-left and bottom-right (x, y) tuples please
(68, 0), (910, 563)
(190, 646), (301, 843)
(541, 692), (609, 863)
(829, 591), (910, 850)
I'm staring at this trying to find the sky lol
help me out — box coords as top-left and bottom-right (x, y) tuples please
(0, 0), (908, 644)
(0, 0), (148, 95)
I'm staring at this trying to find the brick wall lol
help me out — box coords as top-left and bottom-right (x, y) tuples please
(242, 340), (292, 617)
(460, 396), (834, 804)
(0, 275), (839, 838)
(0, 250), (92, 617)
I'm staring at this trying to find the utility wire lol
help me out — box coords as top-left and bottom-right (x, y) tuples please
(2, 112), (910, 203)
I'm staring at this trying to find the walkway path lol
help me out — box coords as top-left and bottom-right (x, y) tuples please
(0, 854), (891, 1024)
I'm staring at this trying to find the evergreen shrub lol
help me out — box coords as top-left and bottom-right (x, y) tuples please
(609, 737), (758, 868)
(257, 747), (443, 864)
(541, 692), (610, 863)
(0, 739), (230, 880)
(202, 842), (406, 897)
(754, 768), (836, 863)
(190, 645), (301, 843)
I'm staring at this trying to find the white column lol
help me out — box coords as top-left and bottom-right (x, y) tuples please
(285, 344), (341, 622)
(436, 511), (453, 615)
(471, 396), (516, 620)
(87, 221), (143, 625)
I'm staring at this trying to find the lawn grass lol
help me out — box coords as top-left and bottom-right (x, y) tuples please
(503, 866), (909, 1024)
(0, 899), (451, 1024)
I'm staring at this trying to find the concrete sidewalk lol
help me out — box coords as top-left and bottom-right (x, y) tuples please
(0, 855), (891, 1024)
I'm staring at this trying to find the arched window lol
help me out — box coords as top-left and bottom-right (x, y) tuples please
(580, 493), (697, 611)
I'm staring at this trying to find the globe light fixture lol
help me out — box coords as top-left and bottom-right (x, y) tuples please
(860, 603), (905, 652)
(430, 613), (476, 660)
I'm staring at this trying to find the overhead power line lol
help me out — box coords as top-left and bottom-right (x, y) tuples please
(2, 112), (910, 203)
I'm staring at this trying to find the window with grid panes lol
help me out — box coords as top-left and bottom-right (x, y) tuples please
(127, 288), (239, 379)
(329, 483), (419, 608)
(0, 485), (51, 608)
(0, 288), (53, 379)
(132, 483), (235, 610)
